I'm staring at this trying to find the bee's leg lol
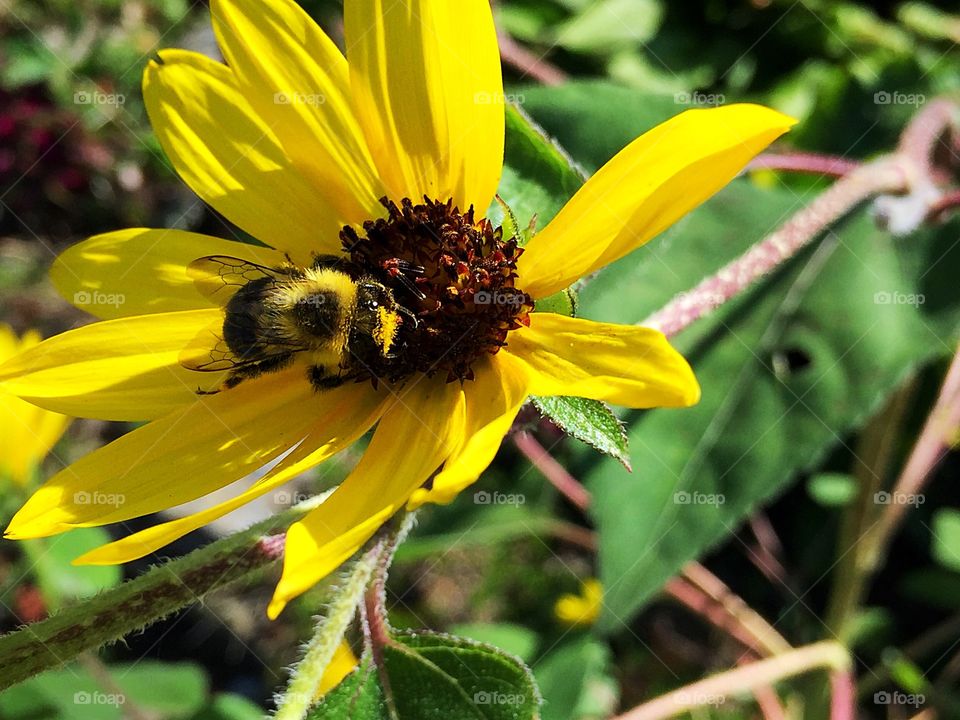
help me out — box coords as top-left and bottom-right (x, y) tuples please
(308, 365), (346, 392)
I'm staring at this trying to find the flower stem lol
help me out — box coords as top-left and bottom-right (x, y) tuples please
(643, 158), (907, 338)
(748, 152), (861, 178)
(614, 641), (851, 720)
(645, 96), (959, 339)
(513, 431), (591, 511)
(0, 508), (300, 691)
(274, 544), (384, 720)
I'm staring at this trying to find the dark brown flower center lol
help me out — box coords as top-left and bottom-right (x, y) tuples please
(341, 197), (533, 383)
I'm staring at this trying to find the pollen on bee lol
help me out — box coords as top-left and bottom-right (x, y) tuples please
(375, 306), (401, 356)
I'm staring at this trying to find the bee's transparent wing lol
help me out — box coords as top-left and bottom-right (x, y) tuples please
(188, 255), (286, 306)
(178, 315), (300, 376)
(179, 317), (241, 373)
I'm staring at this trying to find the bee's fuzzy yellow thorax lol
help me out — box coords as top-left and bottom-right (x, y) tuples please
(273, 268), (358, 356)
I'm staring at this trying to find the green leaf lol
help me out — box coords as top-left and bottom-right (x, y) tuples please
(553, 0), (665, 52)
(310, 632), (541, 720)
(395, 503), (558, 563)
(534, 637), (618, 720)
(306, 657), (385, 719)
(449, 624), (539, 663)
(516, 81), (960, 632)
(497, 104), (585, 234)
(807, 473), (859, 507)
(25, 527), (122, 609)
(533, 396), (631, 470)
(190, 694), (266, 720)
(931, 509), (960, 572)
(534, 288), (579, 317)
(0, 661), (208, 720)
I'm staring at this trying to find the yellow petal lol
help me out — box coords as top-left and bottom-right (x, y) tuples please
(0, 326), (72, 485)
(518, 105), (796, 298)
(0, 394), (70, 486)
(506, 313), (700, 408)
(268, 377), (466, 618)
(144, 49), (342, 260)
(74, 383), (388, 565)
(408, 353), (530, 507)
(210, 0), (385, 227)
(51, 228), (284, 320)
(554, 578), (602, 627)
(317, 641), (359, 698)
(5, 368), (317, 539)
(345, 0), (504, 211)
(0, 309), (228, 421)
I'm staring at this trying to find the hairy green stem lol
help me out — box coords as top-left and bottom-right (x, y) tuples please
(274, 543), (384, 720)
(0, 506), (309, 690)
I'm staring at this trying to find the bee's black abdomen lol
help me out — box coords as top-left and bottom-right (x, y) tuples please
(223, 278), (273, 360)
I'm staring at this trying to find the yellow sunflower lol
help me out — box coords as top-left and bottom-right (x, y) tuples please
(0, 0), (793, 618)
(0, 325), (70, 488)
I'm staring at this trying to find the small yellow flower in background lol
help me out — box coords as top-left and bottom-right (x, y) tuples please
(554, 579), (603, 627)
(0, 325), (70, 487)
(0, 0), (794, 618)
(316, 641), (359, 699)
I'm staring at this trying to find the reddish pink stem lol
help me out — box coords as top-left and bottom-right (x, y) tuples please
(829, 671), (856, 720)
(513, 431), (592, 511)
(644, 158), (907, 338)
(749, 153), (860, 178)
(928, 189), (960, 222)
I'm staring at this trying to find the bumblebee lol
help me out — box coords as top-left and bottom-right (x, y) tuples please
(180, 254), (417, 392)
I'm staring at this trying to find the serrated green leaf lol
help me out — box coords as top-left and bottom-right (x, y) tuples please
(533, 396), (631, 470)
(310, 633), (540, 720)
(449, 624), (539, 663)
(307, 658), (385, 720)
